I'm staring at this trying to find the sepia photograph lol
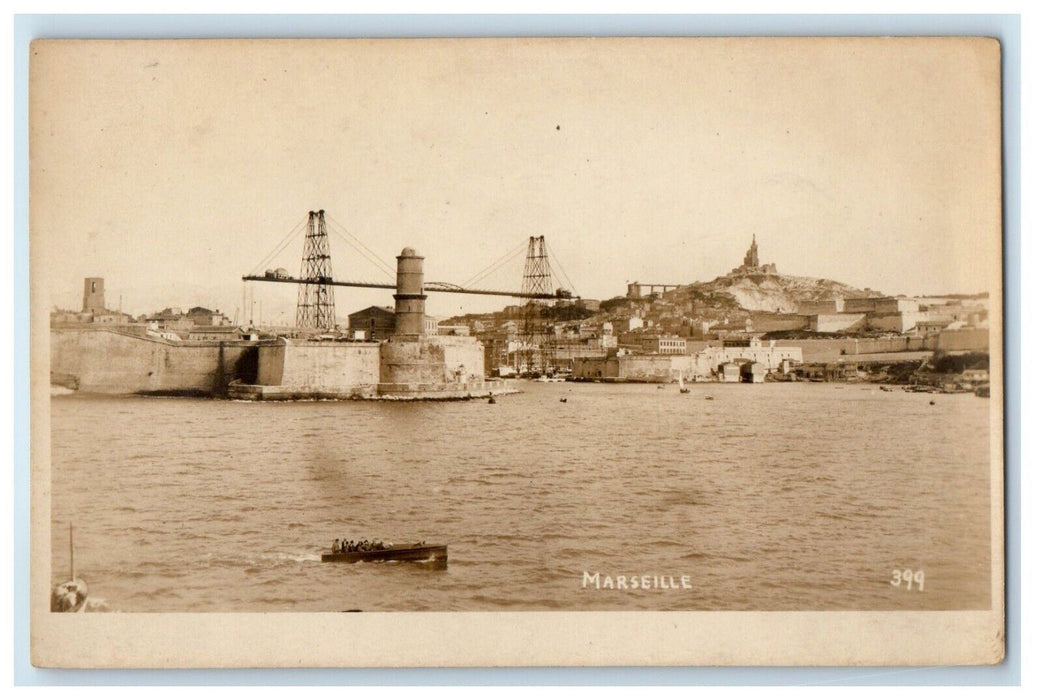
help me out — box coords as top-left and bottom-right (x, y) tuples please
(28, 35), (1005, 667)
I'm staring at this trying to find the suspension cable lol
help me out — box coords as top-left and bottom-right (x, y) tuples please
(249, 214), (309, 276)
(325, 215), (397, 280)
(325, 226), (396, 282)
(545, 240), (577, 293)
(462, 239), (530, 288)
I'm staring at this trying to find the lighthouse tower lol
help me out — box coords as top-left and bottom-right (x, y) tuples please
(392, 247), (427, 339)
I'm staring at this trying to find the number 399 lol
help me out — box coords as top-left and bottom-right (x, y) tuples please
(891, 569), (925, 591)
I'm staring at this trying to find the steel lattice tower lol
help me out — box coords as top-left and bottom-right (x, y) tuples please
(519, 236), (553, 373)
(296, 210), (337, 329)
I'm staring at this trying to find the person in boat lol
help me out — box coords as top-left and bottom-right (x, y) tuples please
(333, 538), (340, 553)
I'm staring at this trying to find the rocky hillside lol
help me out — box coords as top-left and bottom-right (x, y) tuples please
(668, 272), (882, 314)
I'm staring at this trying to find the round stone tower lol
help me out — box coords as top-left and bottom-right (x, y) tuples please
(393, 247), (427, 338)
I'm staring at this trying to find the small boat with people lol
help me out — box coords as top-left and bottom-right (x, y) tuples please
(51, 523), (89, 612)
(322, 538), (448, 564)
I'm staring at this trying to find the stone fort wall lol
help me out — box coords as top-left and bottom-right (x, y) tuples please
(50, 328), (257, 395)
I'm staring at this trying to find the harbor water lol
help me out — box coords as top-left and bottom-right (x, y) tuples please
(49, 381), (993, 612)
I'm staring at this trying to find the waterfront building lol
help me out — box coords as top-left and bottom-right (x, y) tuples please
(740, 361), (767, 383)
(185, 307), (232, 327)
(640, 335), (687, 355)
(718, 362), (741, 382)
(572, 336), (802, 383)
(347, 305), (396, 341)
(687, 338), (802, 378)
(145, 306), (231, 332)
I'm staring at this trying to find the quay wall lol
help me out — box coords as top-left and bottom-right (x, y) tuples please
(50, 328), (258, 395)
(618, 355), (673, 382)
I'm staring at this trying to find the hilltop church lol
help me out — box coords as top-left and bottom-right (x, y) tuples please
(730, 235), (777, 276)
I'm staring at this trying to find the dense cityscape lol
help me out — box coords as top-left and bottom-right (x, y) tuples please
(50, 234), (990, 397)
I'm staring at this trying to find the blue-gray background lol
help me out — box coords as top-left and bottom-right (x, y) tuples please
(13, 13), (1021, 686)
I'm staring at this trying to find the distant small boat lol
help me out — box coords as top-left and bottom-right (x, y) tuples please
(679, 374), (690, 394)
(560, 397), (568, 403)
(704, 395), (714, 401)
(322, 543), (447, 564)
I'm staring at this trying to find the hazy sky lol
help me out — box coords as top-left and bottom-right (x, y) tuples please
(31, 38), (1001, 322)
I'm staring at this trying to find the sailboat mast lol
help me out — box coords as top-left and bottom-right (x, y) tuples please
(69, 523), (75, 581)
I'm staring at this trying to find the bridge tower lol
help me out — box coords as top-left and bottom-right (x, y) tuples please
(519, 236), (553, 373)
(296, 210), (337, 329)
